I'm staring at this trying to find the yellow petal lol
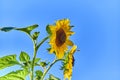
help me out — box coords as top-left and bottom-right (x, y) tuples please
(66, 40), (74, 46)
(49, 19), (74, 59)
(49, 25), (56, 32)
(56, 50), (64, 59)
(67, 31), (75, 36)
(70, 45), (77, 55)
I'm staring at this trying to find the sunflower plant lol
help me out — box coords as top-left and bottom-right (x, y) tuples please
(0, 19), (77, 80)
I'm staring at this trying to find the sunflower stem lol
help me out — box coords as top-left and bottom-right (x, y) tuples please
(25, 33), (36, 80)
(31, 42), (37, 80)
(31, 36), (49, 80)
(26, 33), (48, 80)
(41, 58), (64, 80)
(36, 36), (49, 50)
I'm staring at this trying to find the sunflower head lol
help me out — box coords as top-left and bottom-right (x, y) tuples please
(48, 19), (74, 59)
(63, 45), (77, 80)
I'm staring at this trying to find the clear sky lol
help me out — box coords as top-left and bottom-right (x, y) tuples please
(0, 0), (120, 80)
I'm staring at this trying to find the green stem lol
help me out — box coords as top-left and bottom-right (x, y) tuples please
(26, 32), (49, 80)
(26, 33), (36, 80)
(36, 36), (49, 50)
(41, 59), (64, 80)
(31, 44), (37, 80)
(29, 72), (32, 80)
(31, 36), (49, 80)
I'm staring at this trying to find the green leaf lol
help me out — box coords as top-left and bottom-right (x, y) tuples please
(35, 70), (43, 76)
(35, 70), (43, 80)
(35, 70), (43, 77)
(16, 24), (38, 34)
(0, 24), (38, 33)
(0, 69), (29, 80)
(35, 58), (41, 63)
(25, 24), (38, 31)
(46, 25), (51, 35)
(47, 47), (51, 52)
(19, 51), (30, 62)
(47, 74), (60, 80)
(21, 61), (31, 69)
(40, 61), (49, 67)
(0, 27), (16, 32)
(0, 54), (19, 70)
(32, 32), (40, 40)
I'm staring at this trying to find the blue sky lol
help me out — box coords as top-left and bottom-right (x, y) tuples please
(0, 0), (120, 80)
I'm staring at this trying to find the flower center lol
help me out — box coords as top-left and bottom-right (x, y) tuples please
(56, 28), (66, 47)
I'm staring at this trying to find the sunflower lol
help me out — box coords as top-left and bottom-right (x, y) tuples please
(64, 45), (77, 80)
(49, 19), (74, 59)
